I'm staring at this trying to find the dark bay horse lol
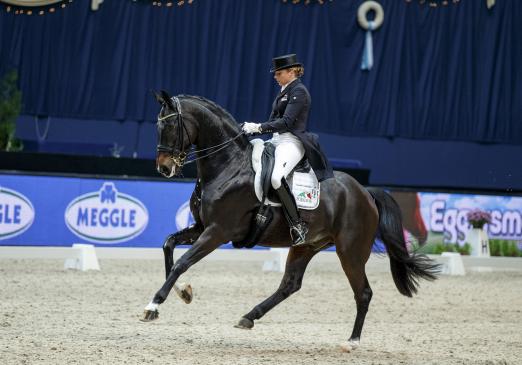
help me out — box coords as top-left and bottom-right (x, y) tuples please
(142, 91), (439, 352)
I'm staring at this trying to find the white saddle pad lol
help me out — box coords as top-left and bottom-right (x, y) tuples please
(250, 139), (320, 210)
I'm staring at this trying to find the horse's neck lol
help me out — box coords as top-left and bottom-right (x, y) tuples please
(196, 129), (251, 183)
(189, 102), (251, 184)
(196, 145), (252, 184)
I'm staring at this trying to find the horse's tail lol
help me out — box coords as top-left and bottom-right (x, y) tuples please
(367, 187), (440, 297)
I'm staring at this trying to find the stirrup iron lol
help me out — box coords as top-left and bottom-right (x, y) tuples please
(290, 222), (308, 246)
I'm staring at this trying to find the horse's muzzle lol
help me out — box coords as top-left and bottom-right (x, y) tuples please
(156, 153), (176, 178)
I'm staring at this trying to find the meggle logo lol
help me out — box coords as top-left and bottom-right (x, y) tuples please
(65, 183), (148, 243)
(0, 186), (35, 240)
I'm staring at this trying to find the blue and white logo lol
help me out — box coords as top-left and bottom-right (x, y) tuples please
(175, 200), (195, 230)
(65, 182), (149, 244)
(0, 186), (35, 240)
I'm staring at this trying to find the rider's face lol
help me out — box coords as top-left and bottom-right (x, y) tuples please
(274, 69), (295, 87)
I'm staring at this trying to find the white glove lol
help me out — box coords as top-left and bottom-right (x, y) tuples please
(242, 122), (262, 135)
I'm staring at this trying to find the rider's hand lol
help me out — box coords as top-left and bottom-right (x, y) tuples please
(242, 122), (262, 135)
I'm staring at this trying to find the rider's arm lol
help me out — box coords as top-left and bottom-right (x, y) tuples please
(267, 108), (276, 122)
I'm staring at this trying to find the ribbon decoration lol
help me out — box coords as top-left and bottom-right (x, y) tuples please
(361, 21), (376, 71)
(357, 1), (384, 72)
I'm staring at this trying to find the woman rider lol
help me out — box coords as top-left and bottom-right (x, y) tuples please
(242, 54), (333, 246)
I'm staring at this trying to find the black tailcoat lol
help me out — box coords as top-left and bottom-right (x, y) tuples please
(259, 79), (334, 182)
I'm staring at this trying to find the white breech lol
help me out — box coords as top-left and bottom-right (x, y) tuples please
(271, 135), (305, 189)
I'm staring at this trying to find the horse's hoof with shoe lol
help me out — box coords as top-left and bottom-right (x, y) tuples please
(140, 309), (159, 322)
(175, 283), (193, 304)
(140, 301), (160, 322)
(339, 339), (360, 353)
(234, 317), (254, 330)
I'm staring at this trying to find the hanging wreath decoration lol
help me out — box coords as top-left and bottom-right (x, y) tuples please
(357, 1), (384, 30)
(357, 1), (384, 71)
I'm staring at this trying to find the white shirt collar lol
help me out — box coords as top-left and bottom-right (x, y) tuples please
(280, 78), (297, 92)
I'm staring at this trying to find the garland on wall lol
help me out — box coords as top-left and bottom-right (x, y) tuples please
(1, 0), (73, 15)
(405, 0), (495, 9)
(280, 0), (333, 5)
(1, 0), (62, 4)
(1, 0), (196, 14)
(404, 0), (461, 8)
(130, 0), (194, 6)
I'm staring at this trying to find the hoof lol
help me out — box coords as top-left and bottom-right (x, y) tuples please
(339, 339), (360, 353)
(140, 310), (159, 322)
(178, 283), (193, 304)
(234, 317), (254, 330)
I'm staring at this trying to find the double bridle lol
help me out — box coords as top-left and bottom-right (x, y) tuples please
(157, 97), (190, 168)
(156, 96), (245, 171)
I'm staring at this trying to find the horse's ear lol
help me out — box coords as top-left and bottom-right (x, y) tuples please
(160, 90), (175, 109)
(153, 90), (164, 105)
(160, 90), (171, 102)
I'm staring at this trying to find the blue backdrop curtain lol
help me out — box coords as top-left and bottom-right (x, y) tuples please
(0, 0), (521, 144)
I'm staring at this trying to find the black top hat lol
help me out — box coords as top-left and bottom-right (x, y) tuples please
(270, 54), (303, 73)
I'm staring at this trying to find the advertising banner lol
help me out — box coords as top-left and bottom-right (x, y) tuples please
(390, 190), (522, 255)
(3, 173), (520, 254)
(0, 174), (194, 247)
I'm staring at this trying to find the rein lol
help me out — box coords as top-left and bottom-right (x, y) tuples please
(183, 132), (245, 165)
(157, 96), (245, 169)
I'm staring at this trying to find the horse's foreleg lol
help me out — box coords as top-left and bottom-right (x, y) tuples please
(161, 225), (202, 305)
(141, 227), (223, 322)
(235, 246), (318, 330)
(163, 225), (202, 278)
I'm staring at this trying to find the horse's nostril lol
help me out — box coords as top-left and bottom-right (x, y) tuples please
(159, 165), (170, 175)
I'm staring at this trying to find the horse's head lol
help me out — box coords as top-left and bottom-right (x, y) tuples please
(154, 90), (194, 178)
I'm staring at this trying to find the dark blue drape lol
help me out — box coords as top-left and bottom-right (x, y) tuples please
(1, 0), (521, 143)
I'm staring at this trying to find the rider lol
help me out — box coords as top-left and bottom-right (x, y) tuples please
(242, 54), (333, 246)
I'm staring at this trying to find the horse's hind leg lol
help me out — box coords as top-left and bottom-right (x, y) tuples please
(336, 238), (373, 352)
(235, 245), (318, 330)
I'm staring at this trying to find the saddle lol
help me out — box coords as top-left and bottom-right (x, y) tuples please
(250, 138), (320, 210)
(232, 139), (320, 249)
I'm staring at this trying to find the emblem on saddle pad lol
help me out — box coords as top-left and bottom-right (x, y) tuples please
(292, 173), (320, 209)
(250, 139), (320, 210)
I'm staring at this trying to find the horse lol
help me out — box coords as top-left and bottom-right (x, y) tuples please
(142, 90), (439, 352)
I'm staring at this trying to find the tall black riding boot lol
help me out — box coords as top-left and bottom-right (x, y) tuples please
(276, 178), (308, 246)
